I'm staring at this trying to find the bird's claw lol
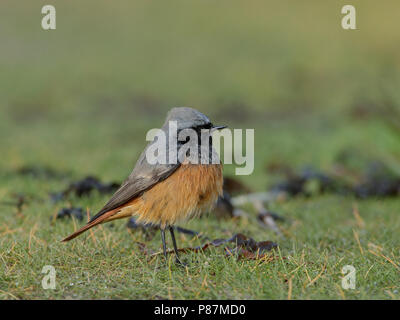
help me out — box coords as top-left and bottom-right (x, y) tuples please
(175, 257), (188, 267)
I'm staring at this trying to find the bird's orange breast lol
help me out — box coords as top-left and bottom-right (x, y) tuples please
(106, 163), (223, 228)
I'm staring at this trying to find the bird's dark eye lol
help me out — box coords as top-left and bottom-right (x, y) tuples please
(199, 123), (212, 129)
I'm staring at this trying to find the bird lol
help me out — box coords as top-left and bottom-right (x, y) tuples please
(62, 107), (226, 264)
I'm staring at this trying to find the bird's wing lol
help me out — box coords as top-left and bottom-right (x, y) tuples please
(89, 146), (180, 223)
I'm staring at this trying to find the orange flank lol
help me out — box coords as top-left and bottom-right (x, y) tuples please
(62, 163), (223, 242)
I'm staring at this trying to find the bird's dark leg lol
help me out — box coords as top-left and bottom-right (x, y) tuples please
(169, 226), (185, 265)
(160, 228), (167, 260)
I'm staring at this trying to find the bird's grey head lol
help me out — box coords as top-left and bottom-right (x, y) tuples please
(162, 107), (212, 131)
(146, 107), (225, 165)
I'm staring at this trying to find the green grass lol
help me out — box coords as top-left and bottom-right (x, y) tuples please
(1, 0), (400, 299)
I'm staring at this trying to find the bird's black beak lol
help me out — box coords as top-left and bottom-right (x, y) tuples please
(211, 125), (227, 131)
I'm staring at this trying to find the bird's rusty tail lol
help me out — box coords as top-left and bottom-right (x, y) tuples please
(61, 208), (119, 242)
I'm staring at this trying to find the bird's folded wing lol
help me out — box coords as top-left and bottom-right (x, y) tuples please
(89, 161), (180, 223)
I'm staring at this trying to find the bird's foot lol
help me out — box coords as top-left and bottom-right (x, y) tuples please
(175, 257), (188, 267)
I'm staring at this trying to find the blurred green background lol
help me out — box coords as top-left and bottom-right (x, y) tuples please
(1, 0), (400, 185)
(0, 1), (399, 299)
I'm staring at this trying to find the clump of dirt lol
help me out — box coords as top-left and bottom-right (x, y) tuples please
(55, 207), (84, 221)
(50, 176), (120, 202)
